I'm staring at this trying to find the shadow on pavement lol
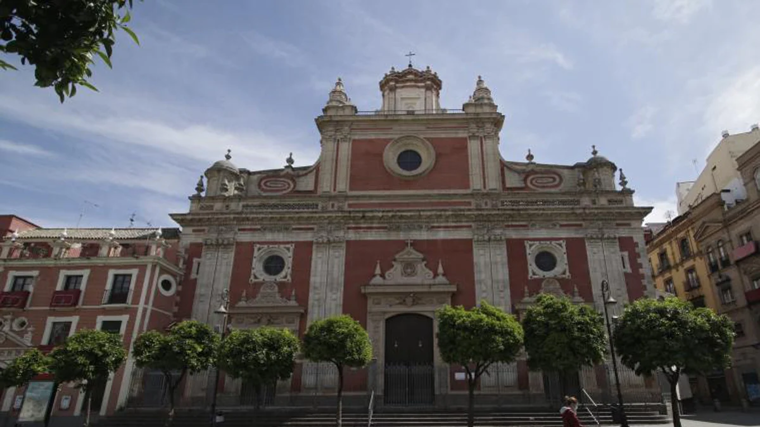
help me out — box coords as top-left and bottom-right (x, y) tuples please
(681, 409), (760, 426)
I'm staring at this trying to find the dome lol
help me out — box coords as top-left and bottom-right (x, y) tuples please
(207, 149), (239, 174)
(585, 146), (617, 170)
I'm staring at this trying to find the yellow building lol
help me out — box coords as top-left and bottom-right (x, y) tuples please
(646, 211), (719, 311)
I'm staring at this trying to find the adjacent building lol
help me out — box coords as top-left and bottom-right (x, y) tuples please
(0, 219), (182, 423)
(648, 125), (760, 406)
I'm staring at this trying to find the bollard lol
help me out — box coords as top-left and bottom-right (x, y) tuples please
(215, 411), (225, 423)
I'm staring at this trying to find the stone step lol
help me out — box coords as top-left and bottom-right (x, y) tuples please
(95, 410), (670, 427)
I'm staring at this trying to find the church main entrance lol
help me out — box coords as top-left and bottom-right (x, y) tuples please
(383, 313), (434, 406)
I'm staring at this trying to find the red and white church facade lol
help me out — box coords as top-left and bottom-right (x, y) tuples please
(172, 65), (658, 407)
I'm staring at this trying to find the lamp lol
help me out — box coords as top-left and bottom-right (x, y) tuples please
(601, 279), (629, 427)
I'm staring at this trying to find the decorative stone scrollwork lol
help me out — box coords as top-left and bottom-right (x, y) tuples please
(314, 223), (346, 243)
(250, 244), (294, 283)
(473, 223), (505, 242)
(370, 241), (449, 286)
(387, 223), (430, 233)
(237, 283), (297, 307)
(525, 240), (570, 279)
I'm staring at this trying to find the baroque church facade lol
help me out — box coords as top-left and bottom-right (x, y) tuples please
(172, 65), (656, 406)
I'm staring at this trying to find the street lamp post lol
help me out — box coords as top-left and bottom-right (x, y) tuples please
(601, 279), (629, 427)
(210, 289), (230, 426)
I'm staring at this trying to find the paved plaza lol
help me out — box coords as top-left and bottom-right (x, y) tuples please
(633, 410), (760, 427)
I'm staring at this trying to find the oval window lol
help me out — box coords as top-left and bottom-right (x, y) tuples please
(397, 150), (422, 172)
(263, 255), (286, 276)
(535, 251), (558, 272)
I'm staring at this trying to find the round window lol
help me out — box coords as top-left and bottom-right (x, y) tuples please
(160, 279), (173, 293)
(263, 255), (286, 276)
(397, 150), (422, 172)
(535, 251), (557, 272)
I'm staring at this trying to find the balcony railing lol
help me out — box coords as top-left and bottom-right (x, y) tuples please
(355, 109), (464, 116)
(708, 262), (719, 273)
(733, 241), (758, 263)
(746, 288), (760, 306)
(50, 289), (81, 308)
(0, 291), (30, 308)
(684, 277), (701, 291)
(719, 257), (732, 268)
(103, 288), (132, 305)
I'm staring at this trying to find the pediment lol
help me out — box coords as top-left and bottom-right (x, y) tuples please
(693, 221), (723, 241)
(368, 240), (449, 286)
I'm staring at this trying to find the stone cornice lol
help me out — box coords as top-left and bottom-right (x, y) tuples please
(171, 205), (650, 228)
(0, 255), (182, 274)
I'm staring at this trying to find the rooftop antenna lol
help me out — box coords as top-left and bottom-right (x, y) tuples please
(692, 159), (699, 176)
(665, 210), (674, 222)
(129, 213), (136, 228)
(76, 200), (99, 228)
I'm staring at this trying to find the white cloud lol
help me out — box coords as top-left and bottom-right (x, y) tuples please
(506, 43), (574, 70)
(0, 139), (54, 157)
(544, 91), (583, 113)
(626, 105), (658, 139)
(635, 195), (678, 223)
(703, 66), (760, 138)
(241, 31), (305, 65)
(652, 0), (711, 24)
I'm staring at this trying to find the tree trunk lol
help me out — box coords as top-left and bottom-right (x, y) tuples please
(255, 383), (262, 412)
(83, 392), (92, 427)
(336, 365), (344, 427)
(467, 377), (476, 427)
(670, 377), (681, 427)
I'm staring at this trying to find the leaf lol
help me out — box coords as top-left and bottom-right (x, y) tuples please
(0, 59), (17, 71)
(121, 11), (132, 24)
(95, 50), (112, 68)
(119, 25), (140, 46)
(80, 81), (99, 92)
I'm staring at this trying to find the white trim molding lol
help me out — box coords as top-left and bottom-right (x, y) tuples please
(41, 315), (80, 345)
(103, 268), (139, 305)
(3, 270), (39, 309)
(157, 274), (178, 297)
(383, 135), (436, 179)
(55, 269), (91, 305)
(93, 314), (131, 415)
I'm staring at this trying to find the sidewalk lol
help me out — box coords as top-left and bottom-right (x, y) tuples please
(633, 409), (760, 427)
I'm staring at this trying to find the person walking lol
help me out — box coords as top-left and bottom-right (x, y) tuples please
(560, 396), (584, 427)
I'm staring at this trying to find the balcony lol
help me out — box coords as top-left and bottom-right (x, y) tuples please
(103, 288), (132, 305)
(746, 288), (760, 306)
(50, 289), (81, 308)
(719, 257), (732, 269)
(733, 241), (758, 263)
(708, 262), (719, 273)
(0, 291), (30, 308)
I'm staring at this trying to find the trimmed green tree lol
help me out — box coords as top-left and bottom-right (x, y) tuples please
(522, 293), (607, 396)
(217, 327), (300, 412)
(48, 330), (127, 427)
(1, 0), (141, 101)
(613, 297), (734, 427)
(133, 321), (219, 425)
(437, 302), (524, 427)
(302, 315), (372, 427)
(0, 348), (49, 388)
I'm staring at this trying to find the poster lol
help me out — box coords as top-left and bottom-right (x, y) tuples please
(18, 381), (55, 423)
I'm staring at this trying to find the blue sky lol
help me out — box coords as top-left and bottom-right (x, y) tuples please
(1, 0), (759, 228)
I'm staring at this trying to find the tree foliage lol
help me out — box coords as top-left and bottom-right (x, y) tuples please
(217, 328), (300, 410)
(302, 315), (372, 427)
(522, 293), (607, 373)
(0, 348), (49, 388)
(437, 302), (523, 427)
(48, 329), (126, 427)
(0, 0), (141, 102)
(613, 297), (734, 427)
(133, 320), (219, 421)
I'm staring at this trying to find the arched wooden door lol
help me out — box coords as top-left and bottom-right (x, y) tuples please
(384, 313), (434, 405)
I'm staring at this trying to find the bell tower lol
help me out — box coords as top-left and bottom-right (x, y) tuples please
(379, 65), (443, 113)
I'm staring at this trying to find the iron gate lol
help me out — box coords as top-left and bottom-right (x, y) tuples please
(384, 363), (434, 405)
(240, 381), (276, 407)
(384, 314), (435, 406)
